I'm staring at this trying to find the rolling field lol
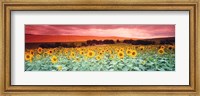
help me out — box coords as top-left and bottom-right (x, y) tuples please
(25, 44), (175, 71)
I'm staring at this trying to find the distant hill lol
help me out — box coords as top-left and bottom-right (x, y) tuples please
(25, 34), (175, 49)
(145, 37), (175, 41)
(25, 34), (175, 43)
(25, 34), (138, 43)
(144, 37), (175, 44)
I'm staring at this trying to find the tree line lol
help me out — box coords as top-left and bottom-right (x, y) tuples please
(39, 39), (175, 48)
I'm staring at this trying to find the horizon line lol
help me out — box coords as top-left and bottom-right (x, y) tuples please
(25, 34), (175, 39)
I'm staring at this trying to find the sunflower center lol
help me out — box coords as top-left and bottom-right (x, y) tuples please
(119, 53), (123, 56)
(26, 55), (30, 58)
(132, 52), (135, 55)
(53, 58), (57, 61)
(159, 50), (163, 53)
(89, 52), (92, 56)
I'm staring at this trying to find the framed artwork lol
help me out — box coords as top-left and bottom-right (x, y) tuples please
(25, 24), (175, 71)
(0, 0), (199, 96)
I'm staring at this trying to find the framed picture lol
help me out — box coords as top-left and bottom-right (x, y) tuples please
(0, 0), (199, 95)
(24, 24), (176, 72)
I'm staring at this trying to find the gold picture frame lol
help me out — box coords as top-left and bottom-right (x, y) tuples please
(0, 0), (199, 96)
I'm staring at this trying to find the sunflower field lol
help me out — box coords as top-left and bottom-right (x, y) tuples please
(25, 44), (175, 71)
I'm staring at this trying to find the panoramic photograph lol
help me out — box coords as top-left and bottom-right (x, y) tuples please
(25, 25), (175, 71)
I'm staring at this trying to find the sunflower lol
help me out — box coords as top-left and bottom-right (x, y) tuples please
(148, 46), (152, 50)
(160, 45), (165, 49)
(96, 55), (102, 61)
(130, 50), (137, 58)
(158, 48), (165, 54)
(66, 55), (70, 59)
(79, 51), (84, 55)
(106, 49), (109, 53)
(37, 47), (43, 54)
(59, 50), (63, 54)
(109, 50), (113, 55)
(126, 49), (132, 56)
(168, 45), (174, 50)
(119, 48), (124, 52)
(57, 65), (62, 71)
(70, 52), (75, 59)
(109, 55), (114, 60)
(30, 50), (34, 55)
(98, 51), (104, 56)
(25, 53), (33, 62)
(53, 48), (57, 52)
(47, 49), (53, 55)
(131, 46), (135, 49)
(139, 46), (144, 51)
(75, 57), (81, 62)
(115, 48), (119, 52)
(76, 48), (80, 51)
(101, 50), (105, 53)
(64, 49), (68, 55)
(36, 54), (41, 60)
(51, 55), (58, 64)
(83, 55), (88, 61)
(117, 51), (124, 59)
(80, 48), (84, 51)
(127, 47), (131, 50)
(87, 50), (95, 58)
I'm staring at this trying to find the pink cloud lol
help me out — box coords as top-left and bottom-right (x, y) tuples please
(25, 25), (175, 39)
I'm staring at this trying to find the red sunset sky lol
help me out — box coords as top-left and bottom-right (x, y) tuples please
(25, 25), (175, 43)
